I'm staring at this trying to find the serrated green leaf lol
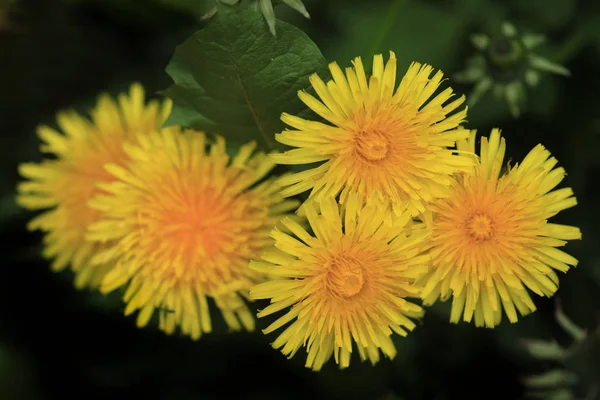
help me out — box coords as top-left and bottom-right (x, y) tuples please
(161, 5), (328, 151)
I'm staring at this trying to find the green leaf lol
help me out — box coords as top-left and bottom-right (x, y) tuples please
(161, 4), (328, 151)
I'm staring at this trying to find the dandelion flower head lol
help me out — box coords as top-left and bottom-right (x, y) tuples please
(87, 127), (298, 340)
(16, 83), (172, 289)
(272, 51), (473, 216)
(250, 195), (429, 370)
(420, 129), (582, 328)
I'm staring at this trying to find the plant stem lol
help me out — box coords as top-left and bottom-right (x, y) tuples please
(552, 31), (587, 64)
(551, 15), (600, 64)
(367, 0), (406, 57)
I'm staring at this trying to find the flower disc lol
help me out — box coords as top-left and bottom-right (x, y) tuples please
(250, 195), (429, 370)
(272, 51), (473, 216)
(420, 129), (582, 328)
(88, 127), (298, 339)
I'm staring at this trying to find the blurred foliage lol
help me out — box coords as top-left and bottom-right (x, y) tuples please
(1, 0), (600, 399)
(522, 306), (600, 399)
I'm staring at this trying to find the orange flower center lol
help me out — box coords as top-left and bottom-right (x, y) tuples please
(326, 257), (365, 298)
(158, 191), (231, 258)
(355, 130), (390, 161)
(466, 213), (495, 242)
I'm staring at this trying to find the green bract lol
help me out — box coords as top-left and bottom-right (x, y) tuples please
(203, 0), (310, 37)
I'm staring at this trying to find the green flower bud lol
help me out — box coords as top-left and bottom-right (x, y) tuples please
(455, 21), (570, 118)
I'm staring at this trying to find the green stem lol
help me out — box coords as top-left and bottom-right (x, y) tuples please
(367, 0), (406, 57)
(550, 15), (600, 64)
(551, 31), (588, 64)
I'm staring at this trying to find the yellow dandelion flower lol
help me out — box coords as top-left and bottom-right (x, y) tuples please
(249, 195), (429, 371)
(87, 127), (298, 340)
(16, 83), (172, 289)
(271, 51), (473, 216)
(420, 129), (582, 328)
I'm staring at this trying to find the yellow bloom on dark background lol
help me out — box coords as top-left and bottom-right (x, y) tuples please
(87, 127), (297, 340)
(16, 84), (171, 289)
(250, 195), (429, 371)
(420, 129), (581, 328)
(3, 1), (600, 398)
(272, 52), (474, 217)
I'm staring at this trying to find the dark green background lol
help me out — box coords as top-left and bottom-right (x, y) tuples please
(1, 0), (599, 399)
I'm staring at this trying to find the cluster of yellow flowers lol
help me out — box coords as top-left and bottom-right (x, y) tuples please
(17, 52), (581, 371)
